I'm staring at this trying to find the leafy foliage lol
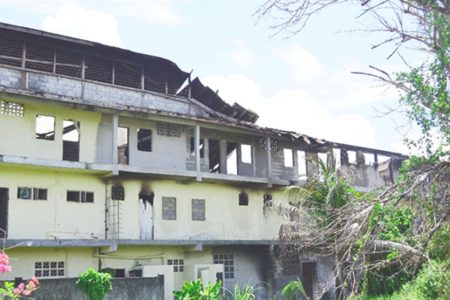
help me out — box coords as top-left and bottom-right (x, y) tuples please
(281, 279), (308, 300)
(173, 279), (222, 300)
(232, 283), (256, 300)
(412, 260), (450, 300)
(76, 268), (112, 300)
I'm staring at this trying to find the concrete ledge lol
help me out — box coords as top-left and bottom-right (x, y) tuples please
(0, 154), (114, 173)
(4, 239), (273, 248)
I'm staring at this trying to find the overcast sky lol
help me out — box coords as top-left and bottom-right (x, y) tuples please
(0, 0), (418, 154)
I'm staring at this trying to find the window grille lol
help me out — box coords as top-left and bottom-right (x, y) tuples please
(213, 254), (234, 279)
(35, 261), (65, 277)
(167, 259), (184, 272)
(0, 101), (24, 117)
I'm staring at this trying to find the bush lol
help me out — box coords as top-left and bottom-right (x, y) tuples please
(76, 268), (112, 300)
(173, 279), (222, 300)
(412, 260), (450, 300)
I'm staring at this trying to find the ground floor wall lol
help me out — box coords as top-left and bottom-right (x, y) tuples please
(0, 245), (335, 299)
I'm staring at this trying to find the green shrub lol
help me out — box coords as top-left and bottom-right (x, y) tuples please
(233, 283), (256, 300)
(173, 279), (222, 300)
(76, 268), (112, 300)
(428, 225), (450, 260)
(281, 279), (308, 300)
(412, 260), (450, 300)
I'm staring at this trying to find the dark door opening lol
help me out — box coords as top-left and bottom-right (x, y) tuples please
(0, 188), (9, 238)
(62, 120), (80, 161)
(301, 262), (316, 299)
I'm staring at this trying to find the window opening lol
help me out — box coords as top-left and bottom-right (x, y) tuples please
(34, 261), (65, 277)
(66, 191), (94, 203)
(241, 144), (252, 164)
(297, 151), (307, 180)
(17, 187), (47, 200)
(35, 115), (55, 140)
(84, 55), (113, 83)
(347, 151), (357, 164)
(0, 188), (8, 238)
(162, 197), (176, 220)
(208, 139), (221, 173)
(167, 259), (184, 272)
(111, 185), (125, 201)
(62, 120), (80, 161)
(192, 199), (205, 221)
(239, 192), (249, 206)
(190, 137), (204, 158)
(284, 148), (293, 167)
(0, 36), (22, 67)
(137, 128), (152, 152)
(213, 254), (234, 279)
(226, 142), (238, 175)
(117, 127), (129, 164)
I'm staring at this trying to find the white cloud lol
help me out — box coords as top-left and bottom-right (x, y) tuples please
(203, 73), (379, 148)
(230, 41), (258, 67)
(278, 46), (323, 84)
(0, 0), (183, 26)
(108, 0), (183, 25)
(42, 3), (122, 46)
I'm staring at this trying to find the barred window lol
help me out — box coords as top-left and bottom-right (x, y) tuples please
(213, 254), (234, 279)
(167, 259), (184, 272)
(157, 122), (181, 137)
(111, 184), (125, 200)
(35, 261), (65, 277)
(162, 197), (176, 220)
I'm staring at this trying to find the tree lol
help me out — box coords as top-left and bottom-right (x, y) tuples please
(257, 1), (450, 298)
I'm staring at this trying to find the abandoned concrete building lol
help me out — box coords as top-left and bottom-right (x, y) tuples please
(0, 22), (406, 299)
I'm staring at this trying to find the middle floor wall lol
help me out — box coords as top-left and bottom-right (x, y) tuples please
(1, 165), (288, 241)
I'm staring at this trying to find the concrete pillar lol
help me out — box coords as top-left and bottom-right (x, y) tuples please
(112, 114), (118, 165)
(219, 140), (227, 174)
(195, 124), (202, 181)
(266, 137), (272, 187)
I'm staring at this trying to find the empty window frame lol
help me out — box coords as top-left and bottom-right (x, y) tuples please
(192, 199), (205, 221)
(62, 120), (80, 162)
(117, 127), (129, 164)
(162, 197), (176, 220)
(284, 149), (294, 167)
(17, 187), (47, 200)
(0, 101), (24, 117)
(240, 144), (252, 164)
(208, 139), (221, 173)
(111, 185), (125, 201)
(297, 151), (307, 180)
(190, 137), (205, 158)
(213, 254), (234, 279)
(35, 115), (55, 140)
(34, 261), (65, 277)
(137, 128), (152, 152)
(66, 191), (94, 203)
(167, 259), (184, 272)
(226, 142), (238, 175)
(239, 192), (249, 206)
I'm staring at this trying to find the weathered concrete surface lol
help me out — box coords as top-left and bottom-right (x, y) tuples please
(32, 276), (164, 300)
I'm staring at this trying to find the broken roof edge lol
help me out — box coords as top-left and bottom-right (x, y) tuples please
(0, 21), (258, 124)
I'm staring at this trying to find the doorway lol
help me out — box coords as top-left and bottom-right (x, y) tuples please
(0, 188), (9, 238)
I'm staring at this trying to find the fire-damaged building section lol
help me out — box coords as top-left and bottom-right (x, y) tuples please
(0, 22), (257, 125)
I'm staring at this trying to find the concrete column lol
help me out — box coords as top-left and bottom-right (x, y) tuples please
(293, 149), (299, 180)
(112, 114), (118, 166)
(195, 124), (202, 181)
(266, 137), (272, 187)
